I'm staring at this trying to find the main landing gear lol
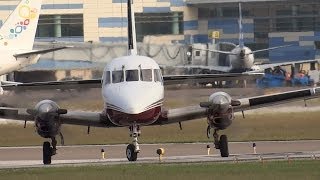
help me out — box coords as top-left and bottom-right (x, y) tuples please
(42, 137), (58, 165)
(213, 129), (229, 157)
(126, 123), (141, 161)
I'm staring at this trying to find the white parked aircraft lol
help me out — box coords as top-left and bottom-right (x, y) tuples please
(193, 2), (291, 73)
(1, 0), (320, 165)
(0, 0), (68, 77)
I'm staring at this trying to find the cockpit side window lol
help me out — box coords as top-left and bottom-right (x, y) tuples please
(140, 69), (152, 82)
(112, 70), (124, 83)
(104, 71), (111, 85)
(126, 70), (139, 81)
(154, 69), (162, 82)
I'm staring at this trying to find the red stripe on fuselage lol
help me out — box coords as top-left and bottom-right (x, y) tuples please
(106, 106), (161, 126)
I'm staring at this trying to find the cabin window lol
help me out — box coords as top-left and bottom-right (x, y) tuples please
(112, 70), (124, 83)
(140, 69), (153, 81)
(126, 70), (139, 81)
(154, 69), (162, 82)
(195, 50), (200, 56)
(104, 71), (111, 84)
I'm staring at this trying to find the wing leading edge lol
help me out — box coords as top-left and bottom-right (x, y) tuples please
(1, 73), (263, 90)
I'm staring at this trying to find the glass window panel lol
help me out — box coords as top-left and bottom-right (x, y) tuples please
(104, 71), (111, 85)
(36, 14), (83, 38)
(154, 69), (162, 82)
(135, 12), (183, 42)
(140, 69), (152, 82)
(112, 70), (124, 83)
(126, 70), (139, 82)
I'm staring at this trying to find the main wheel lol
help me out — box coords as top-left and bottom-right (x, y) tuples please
(219, 135), (229, 157)
(43, 141), (52, 165)
(126, 144), (138, 161)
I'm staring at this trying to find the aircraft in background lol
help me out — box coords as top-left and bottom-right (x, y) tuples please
(0, 0), (68, 79)
(1, 0), (320, 165)
(193, 2), (292, 73)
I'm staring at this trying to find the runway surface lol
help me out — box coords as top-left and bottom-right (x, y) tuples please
(0, 140), (320, 168)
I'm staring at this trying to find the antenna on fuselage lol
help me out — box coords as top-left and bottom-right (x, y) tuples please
(127, 0), (137, 56)
(238, 2), (244, 49)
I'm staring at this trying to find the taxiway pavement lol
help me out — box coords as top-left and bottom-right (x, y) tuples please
(0, 140), (320, 168)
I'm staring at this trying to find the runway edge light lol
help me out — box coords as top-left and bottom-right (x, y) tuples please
(101, 148), (105, 159)
(156, 148), (165, 162)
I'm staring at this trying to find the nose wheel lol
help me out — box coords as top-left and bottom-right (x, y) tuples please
(126, 123), (140, 161)
(126, 144), (138, 161)
(212, 129), (229, 157)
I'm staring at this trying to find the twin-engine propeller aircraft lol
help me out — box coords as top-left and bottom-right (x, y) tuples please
(0, 0), (68, 79)
(1, 0), (320, 165)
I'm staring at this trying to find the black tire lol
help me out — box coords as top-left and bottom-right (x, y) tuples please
(219, 135), (229, 157)
(126, 144), (138, 161)
(43, 141), (52, 165)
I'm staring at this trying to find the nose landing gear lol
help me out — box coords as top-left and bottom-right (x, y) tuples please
(126, 123), (140, 161)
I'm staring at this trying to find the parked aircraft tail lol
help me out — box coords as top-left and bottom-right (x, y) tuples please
(238, 2), (244, 49)
(0, 0), (42, 51)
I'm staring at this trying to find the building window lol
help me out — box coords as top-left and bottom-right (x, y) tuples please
(36, 14), (83, 38)
(315, 41), (320, 49)
(135, 12), (183, 42)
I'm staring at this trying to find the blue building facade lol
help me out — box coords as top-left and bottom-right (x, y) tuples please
(0, 0), (319, 62)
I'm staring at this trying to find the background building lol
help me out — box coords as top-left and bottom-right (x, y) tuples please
(0, 0), (319, 62)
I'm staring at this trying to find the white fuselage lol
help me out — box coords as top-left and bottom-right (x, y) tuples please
(101, 55), (164, 126)
(227, 46), (254, 72)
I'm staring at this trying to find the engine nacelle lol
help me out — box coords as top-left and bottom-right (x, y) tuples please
(27, 100), (67, 139)
(201, 92), (240, 130)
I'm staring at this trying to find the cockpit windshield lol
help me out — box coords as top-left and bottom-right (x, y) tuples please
(109, 68), (160, 84)
(126, 70), (139, 81)
(140, 69), (152, 81)
(154, 69), (162, 82)
(112, 70), (124, 83)
(104, 71), (111, 85)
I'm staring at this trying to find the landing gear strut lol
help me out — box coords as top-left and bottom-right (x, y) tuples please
(213, 129), (229, 157)
(42, 137), (57, 165)
(126, 123), (141, 161)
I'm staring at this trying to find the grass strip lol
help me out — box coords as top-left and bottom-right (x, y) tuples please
(0, 160), (320, 180)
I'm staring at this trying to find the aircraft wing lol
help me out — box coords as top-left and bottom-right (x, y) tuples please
(0, 87), (319, 127)
(154, 87), (320, 125)
(14, 46), (71, 58)
(1, 79), (102, 91)
(160, 65), (233, 73)
(162, 73), (263, 85)
(1, 73), (263, 90)
(0, 107), (111, 127)
(250, 45), (292, 54)
(193, 48), (238, 55)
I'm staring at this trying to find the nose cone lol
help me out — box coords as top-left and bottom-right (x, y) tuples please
(103, 82), (164, 114)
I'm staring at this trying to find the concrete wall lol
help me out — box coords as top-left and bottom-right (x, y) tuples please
(22, 41), (188, 71)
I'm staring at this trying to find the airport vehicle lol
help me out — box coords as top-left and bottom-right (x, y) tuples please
(0, 0), (68, 77)
(1, 0), (320, 165)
